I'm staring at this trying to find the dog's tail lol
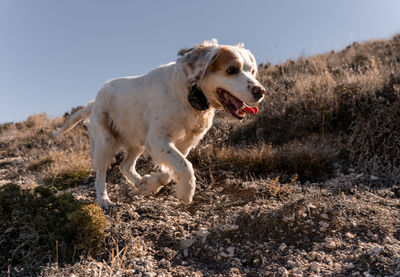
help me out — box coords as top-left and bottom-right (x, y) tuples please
(53, 100), (94, 137)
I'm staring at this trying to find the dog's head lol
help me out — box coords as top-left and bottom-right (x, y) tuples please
(178, 39), (266, 119)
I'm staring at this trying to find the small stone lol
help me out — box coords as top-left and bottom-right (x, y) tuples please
(369, 245), (383, 256)
(181, 238), (195, 248)
(310, 262), (320, 272)
(319, 221), (329, 231)
(320, 213), (329, 219)
(226, 246), (235, 256)
(383, 236), (393, 244)
(291, 271), (302, 277)
(347, 263), (355, 269)
(308, 204), (317, 209)
(307, 251), (317, 261)
(215, 187), (224, 192)
(345, 232), (355, 239)
(220, 252), (228, 257)
(370, 175), (378, 181)
(195, 227), (209, 239)
(363, 271), (373, 277)
(283, 213), (296, 222)
(278, 243), (287, 252)
(324, 238), (336, 249)
(286, 259), (296, 268)
(277, 266), (288, 277)
(316, 252), (325, 261)
(183, 248), (189, 257)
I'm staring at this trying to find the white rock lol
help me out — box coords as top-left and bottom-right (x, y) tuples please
(325, 241), (336, 249)
(278, 243), (287, 252)
(316, 252), (325, 261)
(310, 262), (320, 272)
(308, 204), (317, 209)
(307, 251), (317, 260)
(324, 238), (336, 249)
(278, 266), (289, 277)
(345, 232), (355, 239)
(215, 187), (224, 192)
(383, 236), (393, 244)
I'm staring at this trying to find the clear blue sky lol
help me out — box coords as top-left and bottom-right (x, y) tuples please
(1, 0), (400, 123)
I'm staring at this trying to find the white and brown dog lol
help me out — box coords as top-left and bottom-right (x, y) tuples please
(54, 39), (266, 207)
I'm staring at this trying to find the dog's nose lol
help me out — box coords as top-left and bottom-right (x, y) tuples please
(252, 86), (266, 100)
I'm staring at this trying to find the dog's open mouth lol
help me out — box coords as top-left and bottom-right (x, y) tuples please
(217, 88), (258, 119)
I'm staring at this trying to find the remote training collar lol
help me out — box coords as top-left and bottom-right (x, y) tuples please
(188, 84), (210, 111)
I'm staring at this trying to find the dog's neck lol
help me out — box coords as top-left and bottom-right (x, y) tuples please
(174, 61), (212, 112)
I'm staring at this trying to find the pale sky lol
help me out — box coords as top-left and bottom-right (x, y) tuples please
(1, 0), (400, 123)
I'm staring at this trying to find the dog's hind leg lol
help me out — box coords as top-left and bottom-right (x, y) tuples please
(120, 146), (144, 187)
(91, 123), (119, 208)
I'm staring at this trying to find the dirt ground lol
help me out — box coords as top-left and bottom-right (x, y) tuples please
(0, 121), (399, 277)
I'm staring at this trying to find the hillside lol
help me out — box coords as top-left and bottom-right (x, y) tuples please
(1, 35), (400, 276)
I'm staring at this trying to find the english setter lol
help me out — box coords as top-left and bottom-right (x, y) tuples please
(54, 39), (266, 207)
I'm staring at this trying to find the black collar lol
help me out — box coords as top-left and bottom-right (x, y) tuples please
(188, 84), (210, 111)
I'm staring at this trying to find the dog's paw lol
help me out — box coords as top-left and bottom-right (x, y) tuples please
(176, 193), (193, 204)
(138, 173), (169, 196)
(175, 179), (195, 204)
(97, 197), (115, 208)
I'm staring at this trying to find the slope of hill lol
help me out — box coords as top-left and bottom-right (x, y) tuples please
(1, 35), (400, 276)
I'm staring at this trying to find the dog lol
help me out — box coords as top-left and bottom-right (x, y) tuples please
(54, 39), (266, 208)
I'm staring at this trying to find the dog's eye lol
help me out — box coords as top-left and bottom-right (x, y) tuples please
(226, 66), (239, 75)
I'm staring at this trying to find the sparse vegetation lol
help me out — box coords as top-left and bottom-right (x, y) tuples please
(0, 184), (107, 274)
(1, 35), (400, 276)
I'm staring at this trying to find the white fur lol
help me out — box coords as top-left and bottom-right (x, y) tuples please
(54, 40), (265, 207)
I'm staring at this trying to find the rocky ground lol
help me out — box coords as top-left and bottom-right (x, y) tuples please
(1, 126), (399, 276)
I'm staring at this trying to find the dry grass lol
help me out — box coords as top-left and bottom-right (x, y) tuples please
(190, 136), (336, 181)
(28, 150), (92, 190)
(239, 34), (400, 176)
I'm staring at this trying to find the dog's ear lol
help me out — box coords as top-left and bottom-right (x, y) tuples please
(179, 45), (220, 86)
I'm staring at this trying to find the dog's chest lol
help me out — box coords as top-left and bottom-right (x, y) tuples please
(180, 110), (214, 140)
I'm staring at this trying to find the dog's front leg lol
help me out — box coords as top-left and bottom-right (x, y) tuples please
(144, 136), (195, 204)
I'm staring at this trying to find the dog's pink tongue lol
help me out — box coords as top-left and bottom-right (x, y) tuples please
(244, 106), (258, 115)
